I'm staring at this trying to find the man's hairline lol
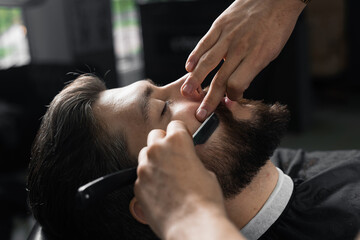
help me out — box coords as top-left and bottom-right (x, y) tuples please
(91, 93), (136, 166)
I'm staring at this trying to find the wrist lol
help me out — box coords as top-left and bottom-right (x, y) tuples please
(280, 0), (307, 16)
(165, 201), (230, 240)
(164, 203), (244, 240)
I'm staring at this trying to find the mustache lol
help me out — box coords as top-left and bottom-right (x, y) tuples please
(214, 98), (255, 121)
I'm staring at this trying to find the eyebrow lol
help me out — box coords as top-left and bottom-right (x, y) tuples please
(140, 80), (155, 123)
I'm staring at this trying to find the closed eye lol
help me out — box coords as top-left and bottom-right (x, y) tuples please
(161, 101), (169, 116)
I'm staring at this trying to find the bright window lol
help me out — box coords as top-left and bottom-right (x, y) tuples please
(112, 0), (143, 85)
(0, 7), (30, 69)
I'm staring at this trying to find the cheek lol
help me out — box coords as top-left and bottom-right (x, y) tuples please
(171, 103), (201, 134)
(125, 121), (149, 158)
(228, 103), (253, 121)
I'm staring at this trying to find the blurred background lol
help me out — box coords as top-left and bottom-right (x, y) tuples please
(0, 0), (359, 239)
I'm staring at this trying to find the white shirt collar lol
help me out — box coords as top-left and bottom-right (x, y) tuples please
(240, 168), (294, 240)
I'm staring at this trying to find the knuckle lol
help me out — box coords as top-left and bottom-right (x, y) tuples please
(213, 77), (226, 88)
(213, 14), (230, 28)
(187, 52), (199, 65)
(204, 95), (219, 108)
(186, 74), (199, 86)
(235, 41), (248, 54)
(137, 163), (148, 178)
(251, 58), (268, 74)
(199, 37), (212, 49)
(212, 18), (222, 28)
(249, 46), (270, 69)
(210, 20), (222, 34)
(147, 143), (163, 160)
(251, 57), (263, 70)
(226, 79), (239, 90)
(227, 80), (247, 95)
(199, 53), (214, 67)
(224, 31), (236, 44)
(166, 135), (179, 148)
(189, 70), (206, 84)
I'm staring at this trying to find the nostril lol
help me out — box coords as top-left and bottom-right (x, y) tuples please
(194, 87), (206, 101)
(181, 86), (205, 102)
(198, 86), (207, 96)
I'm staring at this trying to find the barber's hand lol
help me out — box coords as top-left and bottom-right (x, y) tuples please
(182, 0), (306, 121)
(135, 121), (226, 239)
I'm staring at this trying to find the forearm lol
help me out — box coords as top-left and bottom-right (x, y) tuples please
(165, 203), (246, 240)
(266, 0), (307, 21)
(285, 0), (307, 13)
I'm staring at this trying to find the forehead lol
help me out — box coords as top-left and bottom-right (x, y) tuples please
(93, 81), (152, 156)
(96, 81), (147, 111)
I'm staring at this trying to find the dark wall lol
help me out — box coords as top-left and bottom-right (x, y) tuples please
(138, 0), (234, 86)
(345, 0), (360, 85)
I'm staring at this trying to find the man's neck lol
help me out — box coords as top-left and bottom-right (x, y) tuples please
(224, 160), (279, 229)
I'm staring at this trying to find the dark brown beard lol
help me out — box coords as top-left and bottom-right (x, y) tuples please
(197, 100), (290, 199)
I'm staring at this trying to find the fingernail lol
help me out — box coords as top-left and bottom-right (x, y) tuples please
(182, 84), (194, 95)
(186, 61), (194, 72)
(196, 108), (207, 121)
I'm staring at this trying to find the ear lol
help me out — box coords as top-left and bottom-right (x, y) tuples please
(129, 197), (148, 225)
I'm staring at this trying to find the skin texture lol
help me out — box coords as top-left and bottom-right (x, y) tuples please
(182, 0), (306, 121)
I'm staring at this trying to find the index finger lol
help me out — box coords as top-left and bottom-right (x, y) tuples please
(196, 74), (227, 121)
(182, 42), (227, 97)
(185, 24), (221, 72)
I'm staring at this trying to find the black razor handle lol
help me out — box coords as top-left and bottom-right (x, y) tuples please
(192, 113), (219, 145)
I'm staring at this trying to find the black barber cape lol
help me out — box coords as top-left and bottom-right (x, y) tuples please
(259, 148), (360, 240)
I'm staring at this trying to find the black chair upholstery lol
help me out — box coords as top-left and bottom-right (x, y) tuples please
(27, 223), (48, 240)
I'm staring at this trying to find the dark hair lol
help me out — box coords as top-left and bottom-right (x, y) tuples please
(27, 74), (158, 239)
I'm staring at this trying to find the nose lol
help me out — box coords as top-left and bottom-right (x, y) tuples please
(163, 75), (204, 102)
